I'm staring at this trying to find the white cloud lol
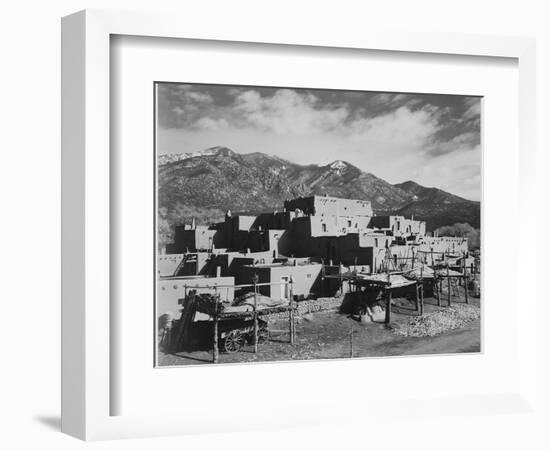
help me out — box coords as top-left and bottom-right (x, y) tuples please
(158, 86), (481, 200)
(183, 91), (213, 104)
(429, 130), (479, 156)
(463, 97), (481, 121)
(347, 106), (439, 147)
(412, 144), (481, 199)
(233, 89), (348, 135)
(194, 117), (229, 131)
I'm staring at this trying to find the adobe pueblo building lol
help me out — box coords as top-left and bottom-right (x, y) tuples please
(158, 195), (469, 320)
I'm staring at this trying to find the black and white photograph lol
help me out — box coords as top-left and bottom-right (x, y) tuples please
(2, 0), (545, 446)
(155, 83), (482, 366)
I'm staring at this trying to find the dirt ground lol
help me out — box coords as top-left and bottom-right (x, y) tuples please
(158, 292), (481, 366)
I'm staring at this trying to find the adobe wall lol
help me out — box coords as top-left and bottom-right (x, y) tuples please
(239, 263), (323, 300)
(419, 236), (469, 255)
(252, 212), (292, 230)
(369, 216), (391, 228)
(284, 195), (373, 218)
(284, 196), (316, 215)
(369, 215), (426, 237)
(172, 252), (212, 276)
(157, 276), (235, 318)
(309, 215), (339, 236)
(330, 234), (374, 267)
(271, 264), (323, 300)
(288, 231), (375, 268)
(158, 254), (184, 277)
(358, 232), (392, 249)
(173, 226), (220, 252)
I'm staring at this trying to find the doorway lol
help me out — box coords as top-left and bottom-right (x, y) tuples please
(280, 276), (289, 300)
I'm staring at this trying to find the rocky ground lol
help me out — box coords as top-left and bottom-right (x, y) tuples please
(158, 291), (481, 367)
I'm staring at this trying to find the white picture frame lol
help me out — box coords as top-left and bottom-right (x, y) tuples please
(61, 9), (537, 441)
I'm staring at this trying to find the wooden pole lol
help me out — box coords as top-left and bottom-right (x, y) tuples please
(431, 248), (440, 307)
(464, 275), (469, 304)
(419, 284), (424, 315)
(339, 264), (344, 295)
(385, 289), (392, 324)
(414, 282), (419, 311)
(287, 276), (296, 344)
(447, 265), (451, 306)
(253, 278), (258, 353)
(213, 302), (219, 364)
(463, 259), (469, 304)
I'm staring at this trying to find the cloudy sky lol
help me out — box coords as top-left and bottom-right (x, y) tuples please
(157, 83), (481, 200)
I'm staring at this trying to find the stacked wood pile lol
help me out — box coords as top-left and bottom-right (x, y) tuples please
(263, 296), (344, 321)
(194, 293), (228, 316)
(233, 292), (285, 308)
(393, 304), (480, 337)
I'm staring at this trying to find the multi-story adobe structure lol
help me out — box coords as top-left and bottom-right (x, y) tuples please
(157, 194), (468, 318)
(369, 215), (427, 238)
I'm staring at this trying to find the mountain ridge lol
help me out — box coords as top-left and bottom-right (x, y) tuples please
(158, 146), (480, 231)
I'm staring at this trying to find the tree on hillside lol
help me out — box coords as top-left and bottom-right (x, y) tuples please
(435, 222), (480, 250)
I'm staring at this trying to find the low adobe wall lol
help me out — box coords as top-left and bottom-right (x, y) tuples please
(265, 296), (344, 322)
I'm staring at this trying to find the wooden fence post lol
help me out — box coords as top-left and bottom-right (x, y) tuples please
(289, 276), (295, 344)
(431, 250), (441, 307)
(213, 302), (219, 364)
(349, 325), (354, 358)
(339, 264), (344, 295)
(419, 284), (424, 315)
(463, 259), (469, 304)
(414, 282), (420, 312)
(253, 277), (258, 353)
(385, 289), (392, 324)
(447, 265), (452, 306)
(436, 278), (441, 307)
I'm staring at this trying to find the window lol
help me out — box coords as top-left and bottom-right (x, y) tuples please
(347, 220), (352, 227)
(307, 273), (312, 279)
(322, 223), (327, 232)
(374, 238), (378, 247)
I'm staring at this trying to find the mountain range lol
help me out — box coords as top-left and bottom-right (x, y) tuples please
(158, 146), (480, 231)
